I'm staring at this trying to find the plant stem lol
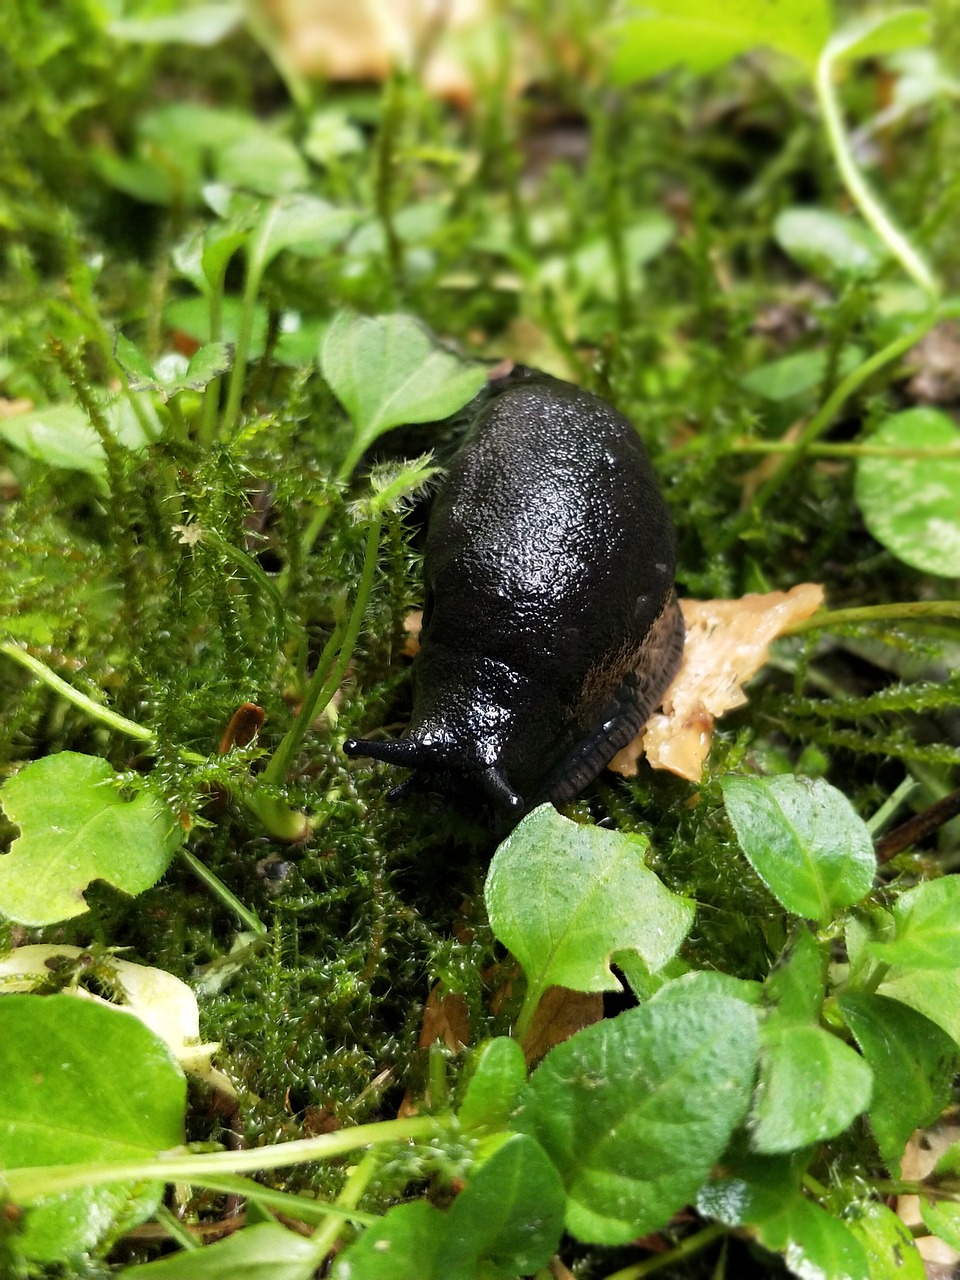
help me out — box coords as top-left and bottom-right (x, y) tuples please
(0, 642), (155, 743)
(179, 847), (267, 936)
(815, 47), (939, 299)
(725, 441), (960, 459)
(784, 601), (960, 635)
(263, 515), (383, 787)
(6, 1116), (446, 1203)
(169, 1173), (379, 1227)
(602, 1223), (726, 1280)
(720, 313), (938, 546)
(867, 775), (917, 836)
(306, 1150), (380, 1262)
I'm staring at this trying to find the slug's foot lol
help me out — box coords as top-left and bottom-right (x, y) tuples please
(538, 593), (685, 807)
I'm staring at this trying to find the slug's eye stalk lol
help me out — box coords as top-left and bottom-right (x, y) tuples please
(477, 766), (523, 815)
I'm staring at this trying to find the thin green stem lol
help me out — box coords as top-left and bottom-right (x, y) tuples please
(867, 776), (917, 836)
(263, 515), (383, 787)
(307, 1150), (381, 1261)
(725, 441), (960, 459)
(0, 642), (155, 743)
(602, 1223), (726, 1280)
(514, 980), (544, 1046)
(6, 1116), (446, 1203)
(784, 601), (960, 635)
(221, 259), (261, 439)
(153, 1204), (201, 1251)
(179, 847), (266, 936)
(815, 48), (939, 299)
(170, 1173), (378, 1227)
(722, 312), (940, 545)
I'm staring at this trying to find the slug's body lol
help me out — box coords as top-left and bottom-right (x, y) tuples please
(344, 368), (684, 822)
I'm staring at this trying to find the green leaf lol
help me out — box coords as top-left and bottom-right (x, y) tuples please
(331, 1202), (444, 1280)
(165, 295), (270, 356)
(438, 1134), (565, 1278)
(117, 337), (233, 401)
(609, 0), (832, 82)
(119, 1221), (321, 1279)
(107, 5), (243, 46)
(827, 7), (931, 64)
(457, 1038), (528, 1135)
(0, 994), (185, 1261)
(921, 1198), (960, 1251)
(514, 990), (758, 1244)
(878, 965), (960, 1048)
(774, 207), (887, 278)
(251, 197), (359, 272)
(0, 752), (181, 926)
(844, 1200), (925, 1280)
(700, 1174), (871, 1279)
(741, 345), (863, 401)
(855, 408), (960, 578)
(216, 135), (310, 197)
(320, 310), (488, 474)
(763, 928), (824, 1022)
(721, 775), (876, 923)
(750, 1020), (873, 1153)
(485, 805), (695, 1017)
(838, 993), (959, 1172)
(868, 877), (960, 969)
(0, 404), (108, 475)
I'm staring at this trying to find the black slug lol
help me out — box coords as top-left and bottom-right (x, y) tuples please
(343, 366), (684, 822)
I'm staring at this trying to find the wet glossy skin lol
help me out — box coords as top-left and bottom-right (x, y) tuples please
(343, 368), (685, 822)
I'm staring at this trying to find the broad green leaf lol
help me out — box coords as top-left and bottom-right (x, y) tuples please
(438, 1134), (565, 1278)
(868, 877), (960, 969)
(0, 404), (108, 475)
(0, 945), (231, 1093)
(321, 310), (487, 473)
(855, 408), (960, 578)
(120, 1221), (320, 1278)
(457, 1037), (528, 1135)
(920, 1199), (960, 1252)
(741, 345), (863, 401)
(774, 207), (887, 278)
(827, 7), (931, 64)
(750, 1020), (873, 1153)
(878, 965), (960, 1047)
(107, 5), (243, 45)
(0, 753), (181, 926)
(0, 994), (185, 1261)
(514, 991), (758, 1244)
(165, 295), (269, 354)
(331, 1202), (444, 1280)
(763, 928), (824, 1023)
(648, 968), (762, 1007)
(700, 1175), (871, 1279)
(610, 0), (832, 82)
(216, 135), (309, 197)
(839, 993), (958, 1172)
(485, 805), (695, 1013)
(250, 197), (359, 273)
(721, 775), (876, 923)
(539, 214), (674, 301)
(0, 395), (156, 477)
(844, 1200), (925, 1280)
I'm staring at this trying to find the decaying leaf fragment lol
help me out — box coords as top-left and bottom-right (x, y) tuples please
(0, 944), (234, 1095)
(609, 584), (825, 784)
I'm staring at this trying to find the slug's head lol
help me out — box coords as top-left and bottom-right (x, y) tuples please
(342, 730), (526, 821)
